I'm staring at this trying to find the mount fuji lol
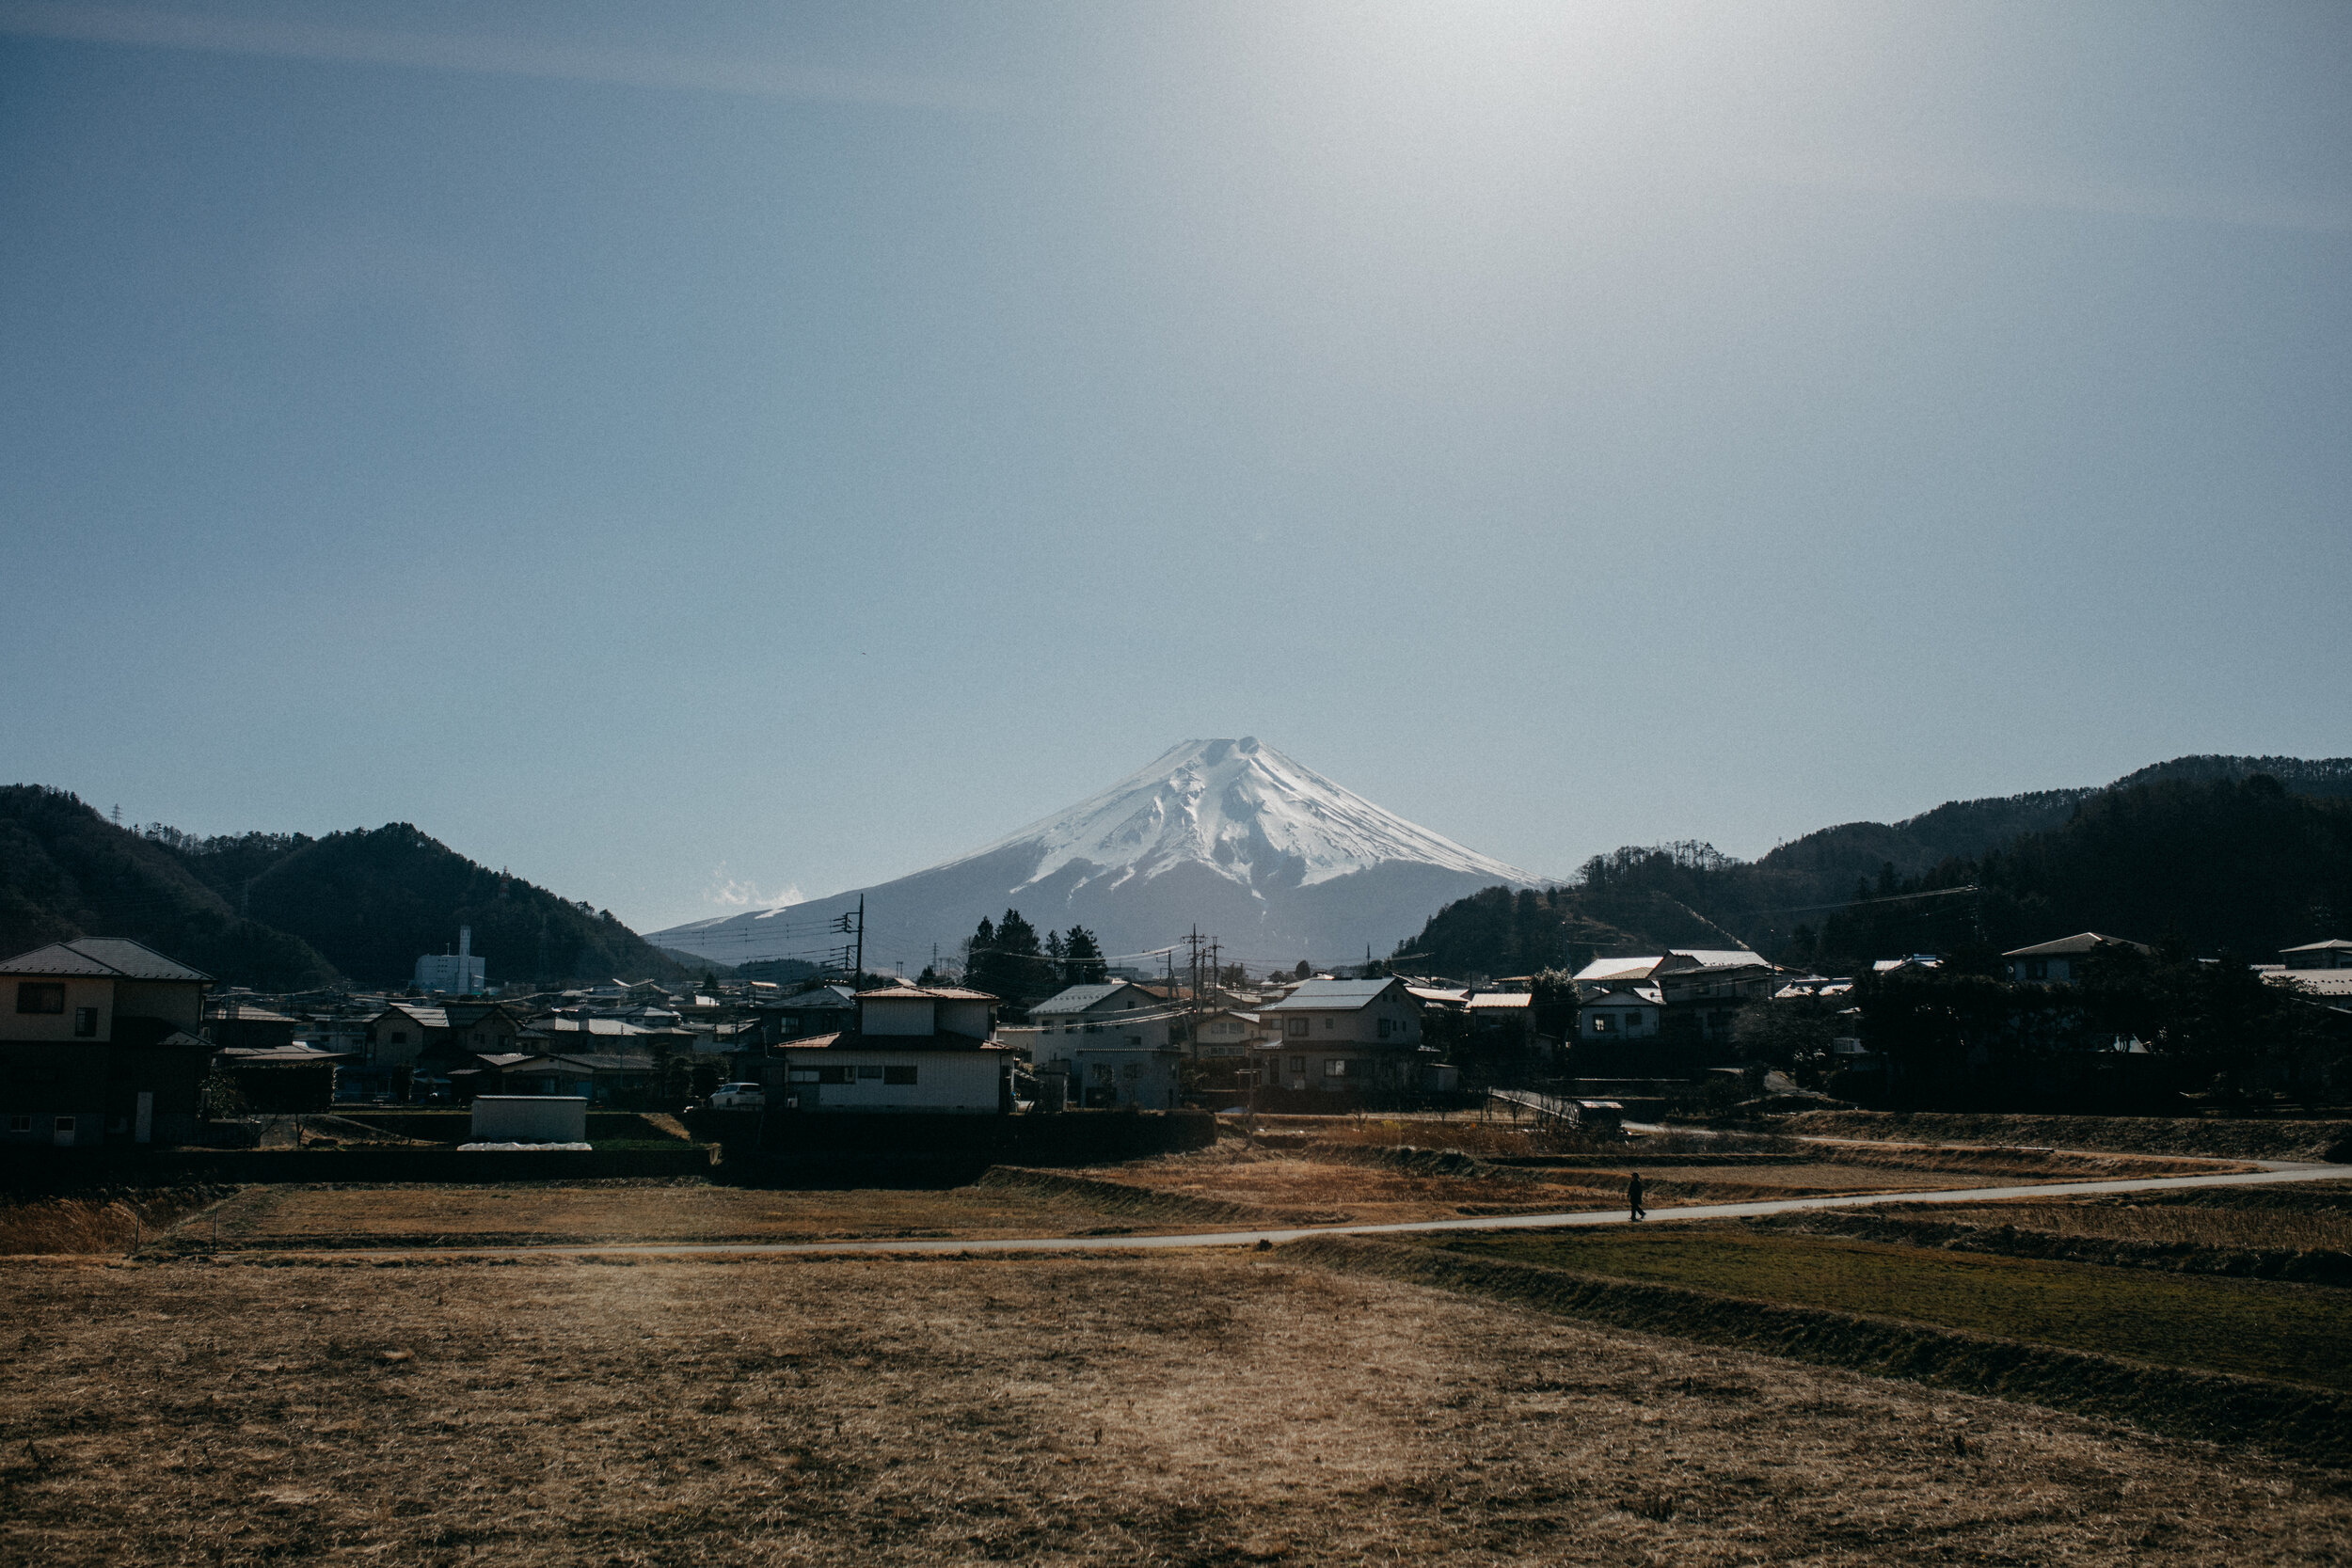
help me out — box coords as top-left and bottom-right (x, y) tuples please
(648, 737), (1542, 976)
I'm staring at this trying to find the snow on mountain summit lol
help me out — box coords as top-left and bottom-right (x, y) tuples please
(650, 738), (1540, 969)
(959, 736), (1536, 893)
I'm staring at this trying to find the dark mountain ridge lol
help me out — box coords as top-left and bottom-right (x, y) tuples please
(0, 786), (690, 990)
(1401, 754), (2352, 978)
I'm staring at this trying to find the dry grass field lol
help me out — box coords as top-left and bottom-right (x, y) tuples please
(6, 1249), (2348, 1566)
(1082, 1143), (2060, 1226)
(1894, 1192), (2352, 1255)
(1429, 1223), (2352, 1388)
(186, 1180), (1168, 1251)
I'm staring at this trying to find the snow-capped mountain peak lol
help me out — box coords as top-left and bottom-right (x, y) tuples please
(959, 736), (1536, 893)
(650, 737), (1539, 969)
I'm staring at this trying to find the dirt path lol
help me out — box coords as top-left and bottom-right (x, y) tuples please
(258, 1162), (2352, 1259)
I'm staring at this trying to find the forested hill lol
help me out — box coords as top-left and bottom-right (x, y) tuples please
(1399, 755), (2352, 978)
(0, 786), (691, 990)
(0, 786), (339, 990)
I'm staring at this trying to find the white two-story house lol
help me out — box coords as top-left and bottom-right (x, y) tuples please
(1024, 981), (1183, 1110)
(769, 986), (1013, 1115)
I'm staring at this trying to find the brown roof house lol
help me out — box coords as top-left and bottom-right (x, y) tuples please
(1, 939), (214, 1148)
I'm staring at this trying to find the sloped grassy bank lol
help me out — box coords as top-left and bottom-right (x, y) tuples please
(1285, 1232), (2352, 1468)
(1774, 1110), (2352, 1163)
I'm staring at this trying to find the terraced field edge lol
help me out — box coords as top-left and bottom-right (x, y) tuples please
(1282, 1233), (2352, 1468)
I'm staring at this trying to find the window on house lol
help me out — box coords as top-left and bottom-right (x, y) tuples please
(15, 982), (64, 1015)
(1284, 1018), (1308, 1037)
(883, 1066), (917, 1085)
(390, 1031), (408, 1044)
(2027, 959), (2048, 981)
(1591, 1015), (1613, 1033)
(1377, 1018), (1392, 1039)
(1120, 1063), (1140, 1080)
(1323, 1017), (1334, 1030)
(857, 1065), (884, 1080)
(1324, 1059), (1348, 1077)
(787, 1069), (819, 1084)
(53, 1117), (74, 1132)
(7, 1116), (29, 1132)
(72, 1007), (97, 1038)
(1287, 1056), (1305, 1074)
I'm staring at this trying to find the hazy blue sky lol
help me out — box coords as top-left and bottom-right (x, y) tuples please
(5, 0), (2347, 931)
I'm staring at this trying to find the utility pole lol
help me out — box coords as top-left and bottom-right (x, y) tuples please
(853, 895), (865, 986)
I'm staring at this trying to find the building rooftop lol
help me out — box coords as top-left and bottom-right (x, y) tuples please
(771, 1030), (1011, 1053)
(1262, 977), (1403, 1012)
(856, 986), (997, 1002)
(2002, 932), (2149, 958)
(1032, 982), (1152, 1014)
(0, 938), (213, 983)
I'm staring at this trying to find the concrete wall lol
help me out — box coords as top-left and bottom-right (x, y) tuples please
(471, 1095), (589, 1142)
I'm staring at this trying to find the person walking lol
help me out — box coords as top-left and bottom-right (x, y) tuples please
(1627, 1170), (1645, 1222)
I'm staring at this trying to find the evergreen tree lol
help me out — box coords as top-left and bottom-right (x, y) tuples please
(965, 909), (1057, 1003)
(1061, 926), (1108, 985)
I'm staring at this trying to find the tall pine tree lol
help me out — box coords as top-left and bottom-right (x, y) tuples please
(1061, 926), (1108, 985)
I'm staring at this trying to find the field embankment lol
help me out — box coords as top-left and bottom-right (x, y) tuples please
(1289, 1231), (2352, 1466)
(1775, 1110), (2352, 1164)
(0, 1186), (237, 1256)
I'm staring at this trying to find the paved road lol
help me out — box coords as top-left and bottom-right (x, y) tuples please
(288, 1163), (2351, 1262)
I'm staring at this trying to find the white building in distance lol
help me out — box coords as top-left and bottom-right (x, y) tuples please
(415, 927), (487, 995)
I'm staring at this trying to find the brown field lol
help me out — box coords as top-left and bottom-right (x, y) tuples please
(1085, 1145), (2037, 1226)
(193, 1180), (1165, 1250)
(6, 1249), (2348, 1566)
(1870, 1189), (2352, 1255)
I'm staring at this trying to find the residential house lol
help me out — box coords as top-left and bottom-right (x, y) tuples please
(364, 1004), (453, 1070)
(204, 998), (301, 1052)
(1571, 950), (1772, 987)
(1023, 980), (1184, 1108)
(766, 984), (860, 1039)
(1191, 1006), (1263, 1060)
(214, 1044), (350, 1113)
(1253, 977), (1429, 1095)
(2002, 933), (2148, 984)
(1, 939), (214, 1148)
(2280, 940), (2352, 972)
(765, 986), (1014, 1114)
(1577, 985), (1662, 1043)
(497, 1052), (658, 1102)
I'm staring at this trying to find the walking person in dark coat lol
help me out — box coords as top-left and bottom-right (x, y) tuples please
(1628, 1171), (1645, 1222)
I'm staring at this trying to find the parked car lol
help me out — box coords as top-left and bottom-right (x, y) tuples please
(707, 1082), (767, 1109)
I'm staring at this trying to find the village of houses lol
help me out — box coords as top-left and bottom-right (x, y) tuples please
(7, 917), (2349, 1149)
